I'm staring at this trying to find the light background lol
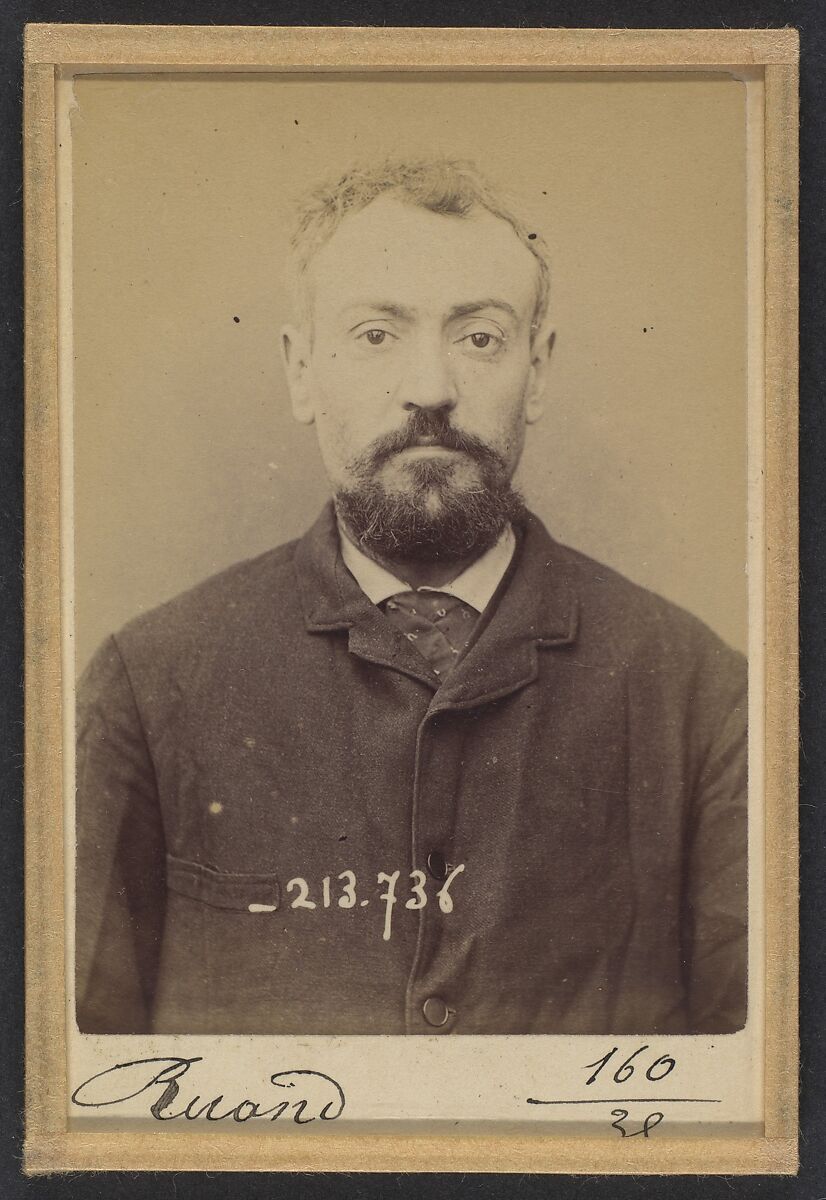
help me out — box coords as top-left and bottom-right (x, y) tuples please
(70, 72), (748, 671)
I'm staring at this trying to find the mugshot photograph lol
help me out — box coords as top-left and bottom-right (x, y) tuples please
(74, 158), (747, 1038)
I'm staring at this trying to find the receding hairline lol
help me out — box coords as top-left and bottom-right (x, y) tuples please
(286, 159), (551, 334)
(308, 196), (544, 318)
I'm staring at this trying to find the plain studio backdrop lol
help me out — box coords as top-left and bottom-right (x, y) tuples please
(69, 72), (749, 672)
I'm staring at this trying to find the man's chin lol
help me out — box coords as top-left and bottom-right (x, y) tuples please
(334, 470), (526, 565)
(379, 453), (479, 494)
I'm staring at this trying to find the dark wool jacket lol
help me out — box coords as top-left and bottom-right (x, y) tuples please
(76, 504), (748, 1036)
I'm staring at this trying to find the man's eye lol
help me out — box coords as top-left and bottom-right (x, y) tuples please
(360, 329), (389, 346)
(460, 330), (502, 351)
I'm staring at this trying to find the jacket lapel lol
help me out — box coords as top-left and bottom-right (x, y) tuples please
(294, 503), (581, 704)
(431, 512), (580, 711)
(294, 504), (439, 688)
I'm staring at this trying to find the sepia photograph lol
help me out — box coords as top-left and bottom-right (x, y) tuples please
(73, 72), (749, 1040)
(23, 24), (799, 1175)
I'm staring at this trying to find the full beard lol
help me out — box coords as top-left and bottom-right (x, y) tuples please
(335, 410), (526, 565)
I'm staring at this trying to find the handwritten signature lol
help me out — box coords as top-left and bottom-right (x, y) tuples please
(71, 1056), (345, 1123)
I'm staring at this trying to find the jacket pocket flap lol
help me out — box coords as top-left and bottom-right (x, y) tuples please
(166, 855), (281, 911)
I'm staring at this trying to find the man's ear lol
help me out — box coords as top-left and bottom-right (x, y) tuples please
(280, 324), (315, 425)
(525, 326), (555, 425)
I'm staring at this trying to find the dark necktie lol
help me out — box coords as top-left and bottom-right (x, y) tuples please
(382, 590), (480, 680)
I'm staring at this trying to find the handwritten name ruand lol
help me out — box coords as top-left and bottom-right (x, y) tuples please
(71, 1045), (720, 1135)
(72, 1058), (346, 1124)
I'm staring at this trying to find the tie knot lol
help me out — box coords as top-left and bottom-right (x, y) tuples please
(385, 590), (465, 621)
(382, 590), (480, 682)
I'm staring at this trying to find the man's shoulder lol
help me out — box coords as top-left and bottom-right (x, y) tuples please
(550, 536), (704, 626)
(531, 526), (746, 682)
(111, 537), (303, 662)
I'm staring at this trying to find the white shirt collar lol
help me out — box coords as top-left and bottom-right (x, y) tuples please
(338, 523), (516, 614)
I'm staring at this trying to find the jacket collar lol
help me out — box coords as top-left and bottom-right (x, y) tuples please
(294, 501), (579, 708)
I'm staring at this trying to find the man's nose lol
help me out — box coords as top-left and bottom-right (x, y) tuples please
(396, 342), (458, 412)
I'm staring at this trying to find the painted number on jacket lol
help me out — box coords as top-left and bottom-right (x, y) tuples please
(284, 865), (465, 941)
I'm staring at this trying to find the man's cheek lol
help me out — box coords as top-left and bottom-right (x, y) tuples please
(315, 412), (354, 477)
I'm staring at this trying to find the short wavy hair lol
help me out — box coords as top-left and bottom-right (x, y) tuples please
(287, 157), (551, 337)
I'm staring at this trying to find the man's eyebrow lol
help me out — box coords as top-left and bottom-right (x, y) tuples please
(448, 299), (520, 323)
(341, 302), (415, 320)
(340, 300), (522, 323)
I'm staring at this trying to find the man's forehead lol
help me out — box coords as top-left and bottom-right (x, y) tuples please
(307, 194), (540, 319)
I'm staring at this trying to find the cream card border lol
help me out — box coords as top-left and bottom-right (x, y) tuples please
(23, 24), (799, 1175)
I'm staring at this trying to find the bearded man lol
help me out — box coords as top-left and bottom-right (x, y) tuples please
(76, 159), (748, 1036)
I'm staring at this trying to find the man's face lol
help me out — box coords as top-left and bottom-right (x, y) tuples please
(281, 193), (553, 561)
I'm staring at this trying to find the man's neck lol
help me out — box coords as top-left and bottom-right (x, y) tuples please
(338, 520), (491, 591)
(368, 551), (481, 592)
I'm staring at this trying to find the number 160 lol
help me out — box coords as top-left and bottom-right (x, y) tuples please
(584, 1044), (676, 1085)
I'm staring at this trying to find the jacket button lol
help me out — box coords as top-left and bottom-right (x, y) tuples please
(426, 850), (447, 881)
(422, 996), (452, 1027)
